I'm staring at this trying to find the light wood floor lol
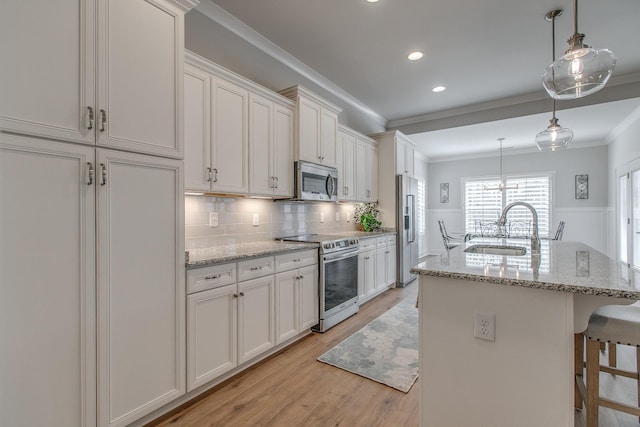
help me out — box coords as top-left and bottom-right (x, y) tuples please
(148, 280), (638, 427)
(150, 282), (420, 427)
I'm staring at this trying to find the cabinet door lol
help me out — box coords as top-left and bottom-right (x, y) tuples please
(238, 276), (275, 364)
(211, 76), (248, 193)
(275, 270), (298, 344)
(184, 64), (211, 191)
(396, 140), (406, 175)
(97, 0), (184, 158)
(249, 94), (273, 196)
(355, 141), (367, 201)
(375, 247), (387, 291)
(404, 144), (415, 176)
(0, 135), (96, 427)
(362, 250), (376, 297)
(273, 103), (294, 197)
(343, 135), (356, 201)
(386, 245), (397, 286)
(320, 108), (337, 167)
(0, 0), (95, 145)
(336, 131), (345, 198)
(367, 143), (379, 201)
(97, 149), (185, 427)
(298, 96), (321, 163)
(187, 285), (238, 391)
(298, 264), (319, 331)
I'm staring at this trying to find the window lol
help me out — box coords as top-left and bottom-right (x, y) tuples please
(417, 178), (426, 256)
(463, 174), (552, 238)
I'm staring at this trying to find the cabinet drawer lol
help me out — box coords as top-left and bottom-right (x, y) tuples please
(359, 237), (377, 251)
(376, 236), (387, 247)
(237, 256), (275, 282)
(386, 235), (397, 245)
(187, 263), (236, 294)
(275, 249), (317, 273)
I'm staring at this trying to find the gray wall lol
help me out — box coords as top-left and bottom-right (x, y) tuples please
(185, 10), (385, 135)
(427, 145), (609, 210)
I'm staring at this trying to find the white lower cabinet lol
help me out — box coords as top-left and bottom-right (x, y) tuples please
(358, 237), (377, 303)
(96, 149), (185, 427)
(187, 284), (238, 391)
(186, 256), (283, 392)
(0, 134), (185, 427)
(0, 135), (97, 427)
(275, 264), (319, 343)
(237, 275), (276, 363)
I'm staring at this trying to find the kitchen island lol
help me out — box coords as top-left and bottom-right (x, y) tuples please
(412, 239), (640, 427)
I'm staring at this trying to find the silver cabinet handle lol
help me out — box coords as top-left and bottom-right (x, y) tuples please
(99, 109), (107, 132)
(100, 163), (107, 186)
(87, 162), (94, 185)
(233, 293), (238, 298)
(239, 292), (244, 297)
(275, 176), (279, 188)
(213, 168), (218, 183)
(293, 259), (301, 262)
(299, 275), (304, 279)
(250, 265), (264, 271)
(270, 176), (274, 189)
(87, 107), (94, 130)
(207, 167), (212, 182)
(205, 274), (221, 280)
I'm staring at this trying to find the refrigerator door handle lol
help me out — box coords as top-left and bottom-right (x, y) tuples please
(407, 194), (416, 243)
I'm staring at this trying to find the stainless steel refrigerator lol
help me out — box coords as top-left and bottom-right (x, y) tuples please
(396, 174), (419, 287)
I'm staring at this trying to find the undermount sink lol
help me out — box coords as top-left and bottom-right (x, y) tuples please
(464, 244), (527, 256)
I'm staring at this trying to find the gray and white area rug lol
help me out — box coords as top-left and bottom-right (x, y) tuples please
(317, 299), (418, 393)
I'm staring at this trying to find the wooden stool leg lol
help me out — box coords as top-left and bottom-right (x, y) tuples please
(575, 333), (584, 409)
(586, 339), (600, 427)
(608, 343), (617, 368)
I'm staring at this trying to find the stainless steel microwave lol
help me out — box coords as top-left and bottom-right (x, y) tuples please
(294, 161), (338, 202)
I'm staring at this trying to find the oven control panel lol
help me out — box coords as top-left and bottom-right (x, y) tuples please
(322, 238), (359, 253)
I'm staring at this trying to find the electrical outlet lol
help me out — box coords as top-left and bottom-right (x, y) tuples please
(474, 312), (496, 342)
(335, 212), (341, 222)
(208, 212), (218, 228)
(320, 212), (325, 223)
(346, 212), (351, 222)
(252, 213), (259, 227)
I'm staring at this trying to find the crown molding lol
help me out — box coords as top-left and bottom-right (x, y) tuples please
(166, 0), (200, 13)
(194, 1), (387, 128)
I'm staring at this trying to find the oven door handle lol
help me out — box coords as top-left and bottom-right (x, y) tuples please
(323, 248), (359, 262)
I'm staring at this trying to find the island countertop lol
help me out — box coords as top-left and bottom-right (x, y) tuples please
(411, 238), (640, 299)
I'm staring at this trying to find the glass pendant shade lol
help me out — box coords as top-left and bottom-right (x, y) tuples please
(535, 118), (574, 151)
(542, 46), (617, 100)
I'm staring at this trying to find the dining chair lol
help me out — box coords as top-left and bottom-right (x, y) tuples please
(553, 221), (565, 240)
(438, 220), (460, 251)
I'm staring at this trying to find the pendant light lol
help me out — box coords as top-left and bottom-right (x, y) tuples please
(484, 138), (518, 191)
(536, 10), (574, 151)
(541, 0), (616, 100)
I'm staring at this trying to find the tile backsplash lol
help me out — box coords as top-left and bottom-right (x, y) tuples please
(185, 195), (359, 250)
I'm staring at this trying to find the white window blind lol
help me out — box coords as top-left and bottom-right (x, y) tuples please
(417, 179), (426, 234)
(464, 174), (552, 238)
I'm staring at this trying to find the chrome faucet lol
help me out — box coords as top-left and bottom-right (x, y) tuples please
(498, 201), (540, 252)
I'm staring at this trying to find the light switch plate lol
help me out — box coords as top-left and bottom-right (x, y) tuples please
(320, 212), (325, 223)
(252, 213), (259, 227)
(335, 212), (340, 222)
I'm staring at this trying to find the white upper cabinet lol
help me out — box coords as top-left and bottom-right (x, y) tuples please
(211, 76), (249, 193)
(279, 85), (341, 168)
(395, 135), (416, 177)
(355, 137), (378, 202)
(184, 52), (293, 196)
(337, 126), (357, 201)
(0, 0), (194, 159)
(249, 93), (294, 197)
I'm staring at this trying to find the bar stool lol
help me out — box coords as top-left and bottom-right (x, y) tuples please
(575, 304), (640, 427)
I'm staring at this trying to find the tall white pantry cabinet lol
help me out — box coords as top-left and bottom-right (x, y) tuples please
(0, 1), (198, 426)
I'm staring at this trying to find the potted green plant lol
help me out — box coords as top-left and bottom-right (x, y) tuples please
(354, 202), (382, 232)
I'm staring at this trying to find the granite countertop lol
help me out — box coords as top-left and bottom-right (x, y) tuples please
(186, 241), (319, 269)
(411, 238), (640, 299)
(331, 229), (397, 239)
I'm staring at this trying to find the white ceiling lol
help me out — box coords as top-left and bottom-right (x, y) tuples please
(203, 0), (640, 160)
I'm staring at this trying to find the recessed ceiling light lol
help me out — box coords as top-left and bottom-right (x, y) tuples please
(366, 0), (379, 3)
(432, 86), (446, 93)
(407, 51), (423, 61)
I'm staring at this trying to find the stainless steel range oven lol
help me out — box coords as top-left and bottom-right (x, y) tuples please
(279, 234), (359, 332)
